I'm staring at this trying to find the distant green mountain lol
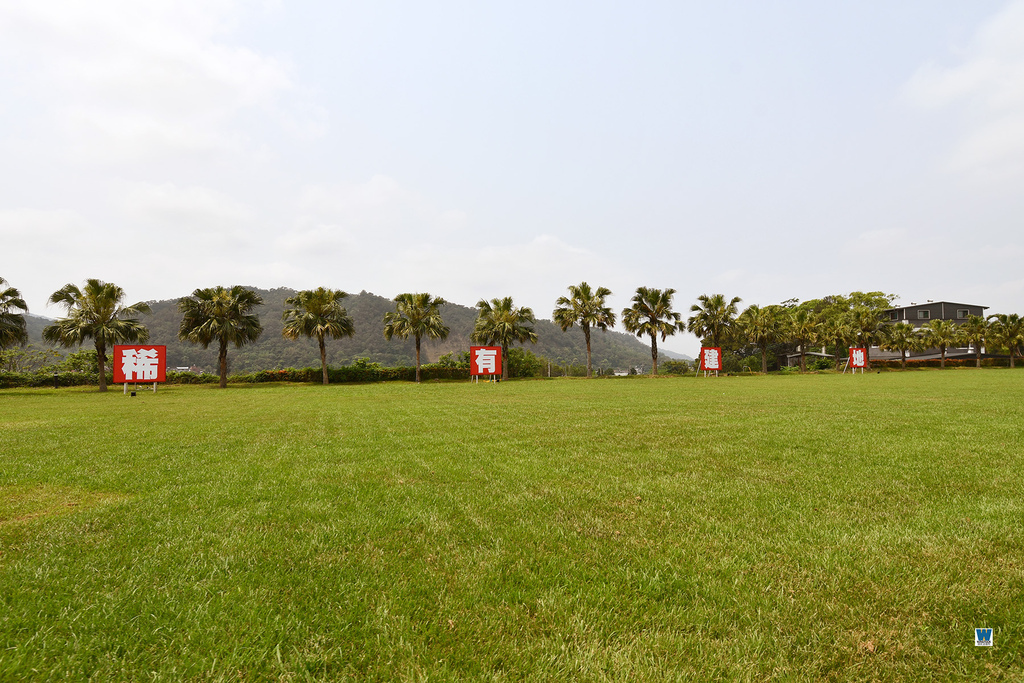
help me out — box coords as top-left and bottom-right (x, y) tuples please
(24, 288), (668, 374)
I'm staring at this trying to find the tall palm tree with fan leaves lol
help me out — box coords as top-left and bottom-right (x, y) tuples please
(687, 293), (742, 349)
(472, 296), (537, 380)
(43, 278), (151, 392)
(553, 282), (616, 378)
(178, 285), (264, 388)
(959, 315), (988, 368)
(0, 276), (29, 350)
(987, 313), (1024, 368)
(921, 319), (961, 369)
(789, 309), (821, 373)
(621, 287), (681, 375)
(282, 287), (355, 385)
(738, 303), (786, 373)
(879, 322), (920, 370)
(383, 293), (449, 383)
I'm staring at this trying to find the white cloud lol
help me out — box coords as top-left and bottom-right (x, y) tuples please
(281, 175), (469, 252)
(904, 0), (1024, 175)
(0, 0), (307, 162)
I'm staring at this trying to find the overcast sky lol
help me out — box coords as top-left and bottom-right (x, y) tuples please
(2, 1), (1022, 355)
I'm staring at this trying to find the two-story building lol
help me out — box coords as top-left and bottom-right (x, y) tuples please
(876, 300), (988, 360)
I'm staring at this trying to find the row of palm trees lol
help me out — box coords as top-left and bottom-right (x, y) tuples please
(2, 276), (1021, 390)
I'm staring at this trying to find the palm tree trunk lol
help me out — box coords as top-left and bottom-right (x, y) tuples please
(319, 334), (328, 385)
(799, 347), (806, 373)
(584, 325), (592, 378)
(502, 345), (509, 380)
(901, 350), (906, 370)
(219, 338), (228, 388)
(96, 339), (108, 392)
(865, 346), (871, 370)
(761, 345), (768, 374)
(415, 335), (421, 383)
(976, 346), (981, 368)
(940, 346), (946, 369)
(650, 334), (658, 375)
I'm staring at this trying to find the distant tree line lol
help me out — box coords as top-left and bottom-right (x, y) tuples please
(1, 276), (1022, 391)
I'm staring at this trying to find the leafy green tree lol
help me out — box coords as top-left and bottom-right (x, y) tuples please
(687, 294), (742, 348)
(851, 306), (883, 369)
(621, 287), (681, 375)
(178, 286), (264, 388)
(738, 303), (786, 373)
(42, 279), (151, 392)
(921, 319), (961, 369)
(661, 359), (691, 375)
(383, 293), (449, 383)
(504, 347), (545, 378)
(789, 309), (821, 373)
(879, 322), (920, 370)
(987, 313), (1024, 368)
(282, 287), (355, 385)
(471, 296), (538, 380)
(0, 276), (29, 350)
(959, 315), (988, 368)
(553, 282), (616, 378)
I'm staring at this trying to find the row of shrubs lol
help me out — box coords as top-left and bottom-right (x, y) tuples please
(0, 361), (472, 389)
(870, 357), (1015, 369)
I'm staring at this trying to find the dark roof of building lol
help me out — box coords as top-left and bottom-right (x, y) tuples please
(881, 301), (987, 313)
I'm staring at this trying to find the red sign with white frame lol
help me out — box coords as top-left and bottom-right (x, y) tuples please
(470, 346), (502, 376)
(849, 348), (867, 369)
(113, 345), (167, 383)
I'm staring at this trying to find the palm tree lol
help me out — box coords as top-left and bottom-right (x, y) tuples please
(472, 296), (537, 380)
(178, 286), (264, 388)
(959, 315), (989, 368)
(687, 294), (742, 348)
(789, 309), (821, 373)
(383, 293), (449, 383)
(921, 319), (961, 369)
(282, 287), (355, 385)
(851, 306), (883, 369)
(0, 277), (29, 349)
(818, 312), (855, 370)
(553, 282), (616, 378)
(879, 322), (920, 370)
(738, 304), (785, 373)
(42, 279), (151, 392)
(621, 287), (681, 375)
(987, 313), (1024, 368)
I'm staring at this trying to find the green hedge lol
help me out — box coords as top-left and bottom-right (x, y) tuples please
(871, 357), (1014, 369)
(232, 365), (469, 383)
(0, 370), (103, 389)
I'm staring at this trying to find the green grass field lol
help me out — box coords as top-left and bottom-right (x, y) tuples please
(1, 372), (1022, 681)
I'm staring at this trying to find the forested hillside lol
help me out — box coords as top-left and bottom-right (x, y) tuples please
(23, 288), (669, 374)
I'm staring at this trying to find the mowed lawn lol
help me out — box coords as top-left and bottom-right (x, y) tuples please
(1, 371), (1022, 681)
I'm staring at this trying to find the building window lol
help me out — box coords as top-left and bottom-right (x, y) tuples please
(889, 311), (899, 321)
(957, 309), (970, 319)
(917, 310), (931, 320)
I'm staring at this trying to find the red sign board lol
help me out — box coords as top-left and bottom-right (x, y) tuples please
(470, 346), (502, 376)
(849, 348), (867, 369)
(113, 345), (167, 383)
(699, 347), (722, 371)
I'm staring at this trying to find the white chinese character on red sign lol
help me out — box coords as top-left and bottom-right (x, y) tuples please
(122, 347), (160, 380)
(850, 348), (866, 368)
(474, 347), (498, 374)
(701, 347), (721, 371)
